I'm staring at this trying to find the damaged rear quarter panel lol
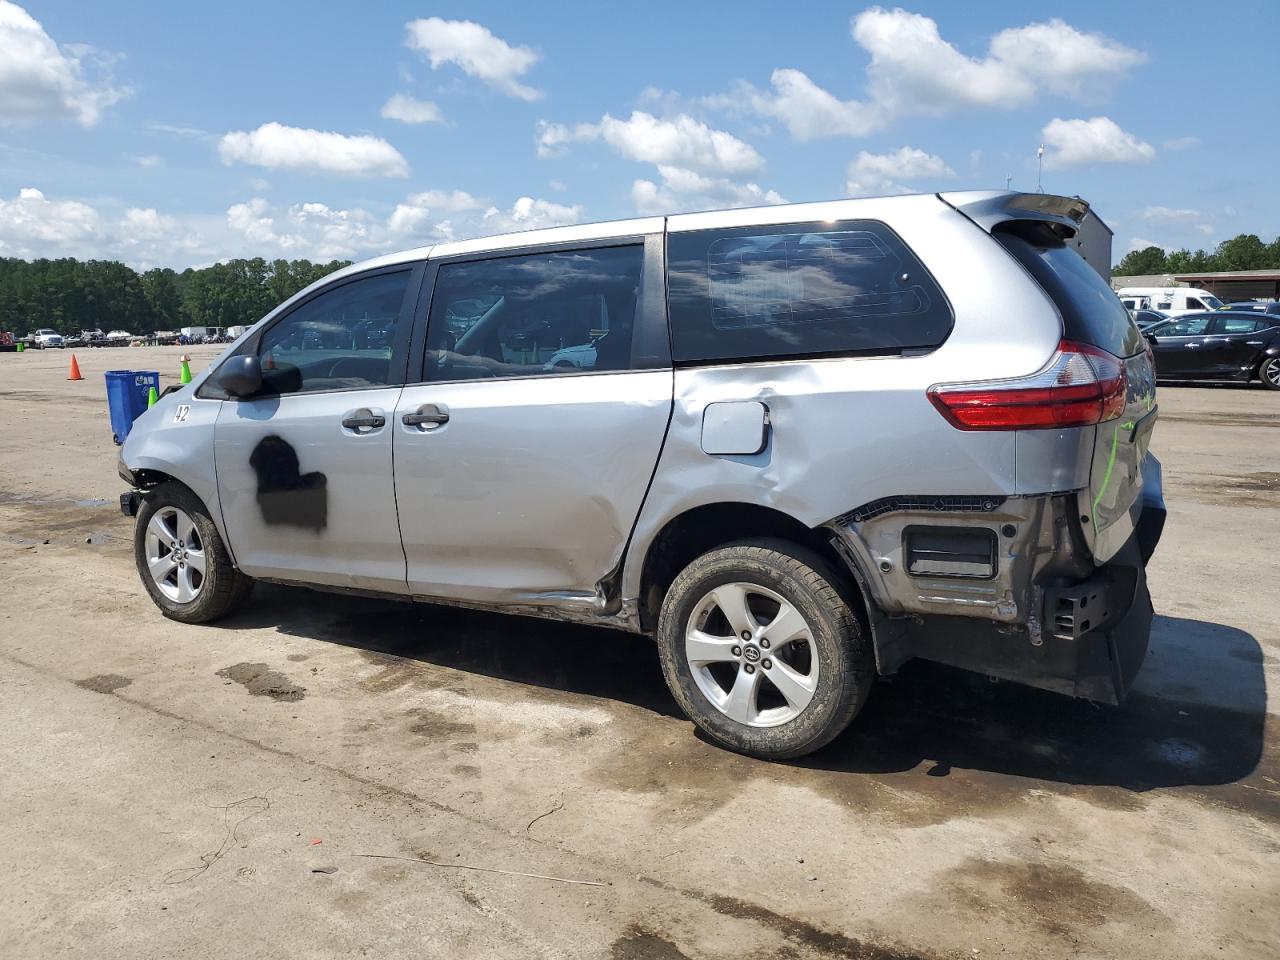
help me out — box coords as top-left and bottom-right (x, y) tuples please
(624, 199), (1065, 603)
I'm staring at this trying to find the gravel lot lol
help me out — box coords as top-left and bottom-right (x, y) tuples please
(1, 345), (1277, 959)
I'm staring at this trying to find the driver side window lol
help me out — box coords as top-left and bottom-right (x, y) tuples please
(257, 270), (410, 394)
(1163, 316), (1212, 337)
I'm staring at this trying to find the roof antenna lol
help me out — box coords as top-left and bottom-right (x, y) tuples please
(1005, 174), (1013, 191)
(1036, 144), (1045, 193)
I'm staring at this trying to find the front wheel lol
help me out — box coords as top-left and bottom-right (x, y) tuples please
(656, 540), (874, 760)
(134, 483), (253, 623)
(1260, 356), (1280, 391)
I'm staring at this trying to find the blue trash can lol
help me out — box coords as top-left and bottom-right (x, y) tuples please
(105, 370), (160, 445)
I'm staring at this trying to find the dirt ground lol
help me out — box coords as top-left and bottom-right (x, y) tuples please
(1, 345), (1277, 960)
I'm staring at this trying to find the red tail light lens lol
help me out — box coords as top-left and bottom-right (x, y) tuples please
(928, 340), (1127, 431)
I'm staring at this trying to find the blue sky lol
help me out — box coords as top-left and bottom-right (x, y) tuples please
(0, 0), (1275, 268)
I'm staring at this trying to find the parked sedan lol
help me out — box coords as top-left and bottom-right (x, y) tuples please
(1145, 311), (1280, 389)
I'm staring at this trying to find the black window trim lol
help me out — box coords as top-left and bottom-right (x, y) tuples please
(406, 232), (670, 386)
(197, 261), (425, 401)
(663, 217), (955, 368)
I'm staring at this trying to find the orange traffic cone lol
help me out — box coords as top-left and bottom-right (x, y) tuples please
(67, 354), (84, 381)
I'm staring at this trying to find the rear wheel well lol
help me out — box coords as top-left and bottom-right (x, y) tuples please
(636, 502), (857, 632)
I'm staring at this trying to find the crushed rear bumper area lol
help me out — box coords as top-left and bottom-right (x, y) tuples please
(890, 533), (1153, 704)
(827, 459), (1165, 705)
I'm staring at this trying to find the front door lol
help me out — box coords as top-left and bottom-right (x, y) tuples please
(214, 267), (419, 593)
(1151, 314), (1213, 378)
(393, 240), (672, 608)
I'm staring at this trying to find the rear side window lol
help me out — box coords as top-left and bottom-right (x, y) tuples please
(666, 220), (952, 364)
(995, 222), (1143, 358)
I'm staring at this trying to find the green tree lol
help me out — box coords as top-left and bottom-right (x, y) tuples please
(1214, 234), (1268, 271)
(1115, 245), (1168, 276)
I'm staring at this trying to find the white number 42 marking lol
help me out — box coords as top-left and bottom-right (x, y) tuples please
(173, 404), (191, 423)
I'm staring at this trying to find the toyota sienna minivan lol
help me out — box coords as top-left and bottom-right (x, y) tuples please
(119, 191), (1164, 759)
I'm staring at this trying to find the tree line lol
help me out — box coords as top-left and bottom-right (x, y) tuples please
(1114, 233), (1280, 277)
(0, 257), (351, 336)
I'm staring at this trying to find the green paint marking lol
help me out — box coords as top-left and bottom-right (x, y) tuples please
(1092, 426), (1121, 518)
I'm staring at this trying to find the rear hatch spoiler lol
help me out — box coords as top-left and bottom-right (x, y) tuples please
(938, 190), (1090, 238)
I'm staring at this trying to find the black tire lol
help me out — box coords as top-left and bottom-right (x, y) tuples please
(656, 539), (874, 760)
(134, 483), (253, 623)
(1259, 356), (1280, 391)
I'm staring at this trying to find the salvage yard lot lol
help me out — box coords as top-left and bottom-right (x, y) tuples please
(1, 346), (1277, 959)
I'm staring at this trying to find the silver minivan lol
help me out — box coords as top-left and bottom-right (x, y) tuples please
(120, 191), (1164, 759)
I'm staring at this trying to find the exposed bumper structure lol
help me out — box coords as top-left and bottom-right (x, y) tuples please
(826, 458), (1165, 705)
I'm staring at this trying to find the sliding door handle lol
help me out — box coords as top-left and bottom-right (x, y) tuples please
(403, 403), (450, 427)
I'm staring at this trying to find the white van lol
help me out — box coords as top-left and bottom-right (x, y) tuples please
(1115, 286), (1223, 317)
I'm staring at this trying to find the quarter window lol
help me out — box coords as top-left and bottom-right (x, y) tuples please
(424, 245), (644, 382)
(666, 220), (952, 363)
(256, 271), (410, 394)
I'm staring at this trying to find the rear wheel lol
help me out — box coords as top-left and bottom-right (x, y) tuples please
(1260, 356), (1280, 391)
(656, 540), (874, 760)
(134, 483), (253, 623)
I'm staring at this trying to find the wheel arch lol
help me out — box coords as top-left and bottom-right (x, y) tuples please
(633, 501), (862, 633)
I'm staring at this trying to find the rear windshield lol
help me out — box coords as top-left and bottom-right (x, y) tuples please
(995, 222), (1143, 358)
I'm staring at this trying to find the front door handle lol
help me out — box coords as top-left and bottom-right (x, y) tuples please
(1184, 343), (1200, 348)
(342, 408), (386, 430)
(403, 403), (450, 428)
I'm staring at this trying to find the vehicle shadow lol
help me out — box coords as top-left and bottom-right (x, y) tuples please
(802, 614), (1269, 796)
(219, 583), (686, 718)
(223, 590), (1269, 797)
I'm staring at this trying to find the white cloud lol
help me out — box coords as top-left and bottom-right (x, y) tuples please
(985, 18), (1147, 97)
(480, 196), (583, 233)
(404, 17), (541, 101)
(720, 9), (1144, 140)
(1041, 116), (1155, 169)
(744, 69), (884, 140)
(388, 189), (483, 236)
(0, 186), (99, 249)
(1163, 135), (1200, 151)
(0, 1), (128, 125)
(844, 146), (954, 197)
(537, 111), (763, 176)
(120, 207), (175, 239)
(1133, 206), (1215, 239)
(218, 122), (409, 178)
(632, 165), (786, 215)
(134, 154), (162, 168)
(380, 93), (443, 125)
(1135, 206), (1201, 225)
(0, 184), (588, 268)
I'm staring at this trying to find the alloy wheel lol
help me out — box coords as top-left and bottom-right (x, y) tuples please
(685, 581), (820, 727)
(1264, 358), (1280, 388)
(144, 506), (206, 603)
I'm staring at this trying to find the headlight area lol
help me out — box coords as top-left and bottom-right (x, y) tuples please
(823, 492), (1153, 704)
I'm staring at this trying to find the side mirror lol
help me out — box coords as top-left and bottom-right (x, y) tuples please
(218, 355), (263, 398)
(1145, 334), (1158, 347)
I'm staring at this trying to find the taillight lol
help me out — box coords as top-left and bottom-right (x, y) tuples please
(928, 340), (1127, 431)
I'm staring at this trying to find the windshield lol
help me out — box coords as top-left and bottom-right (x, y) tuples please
(1203, 294), (1224, 310)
